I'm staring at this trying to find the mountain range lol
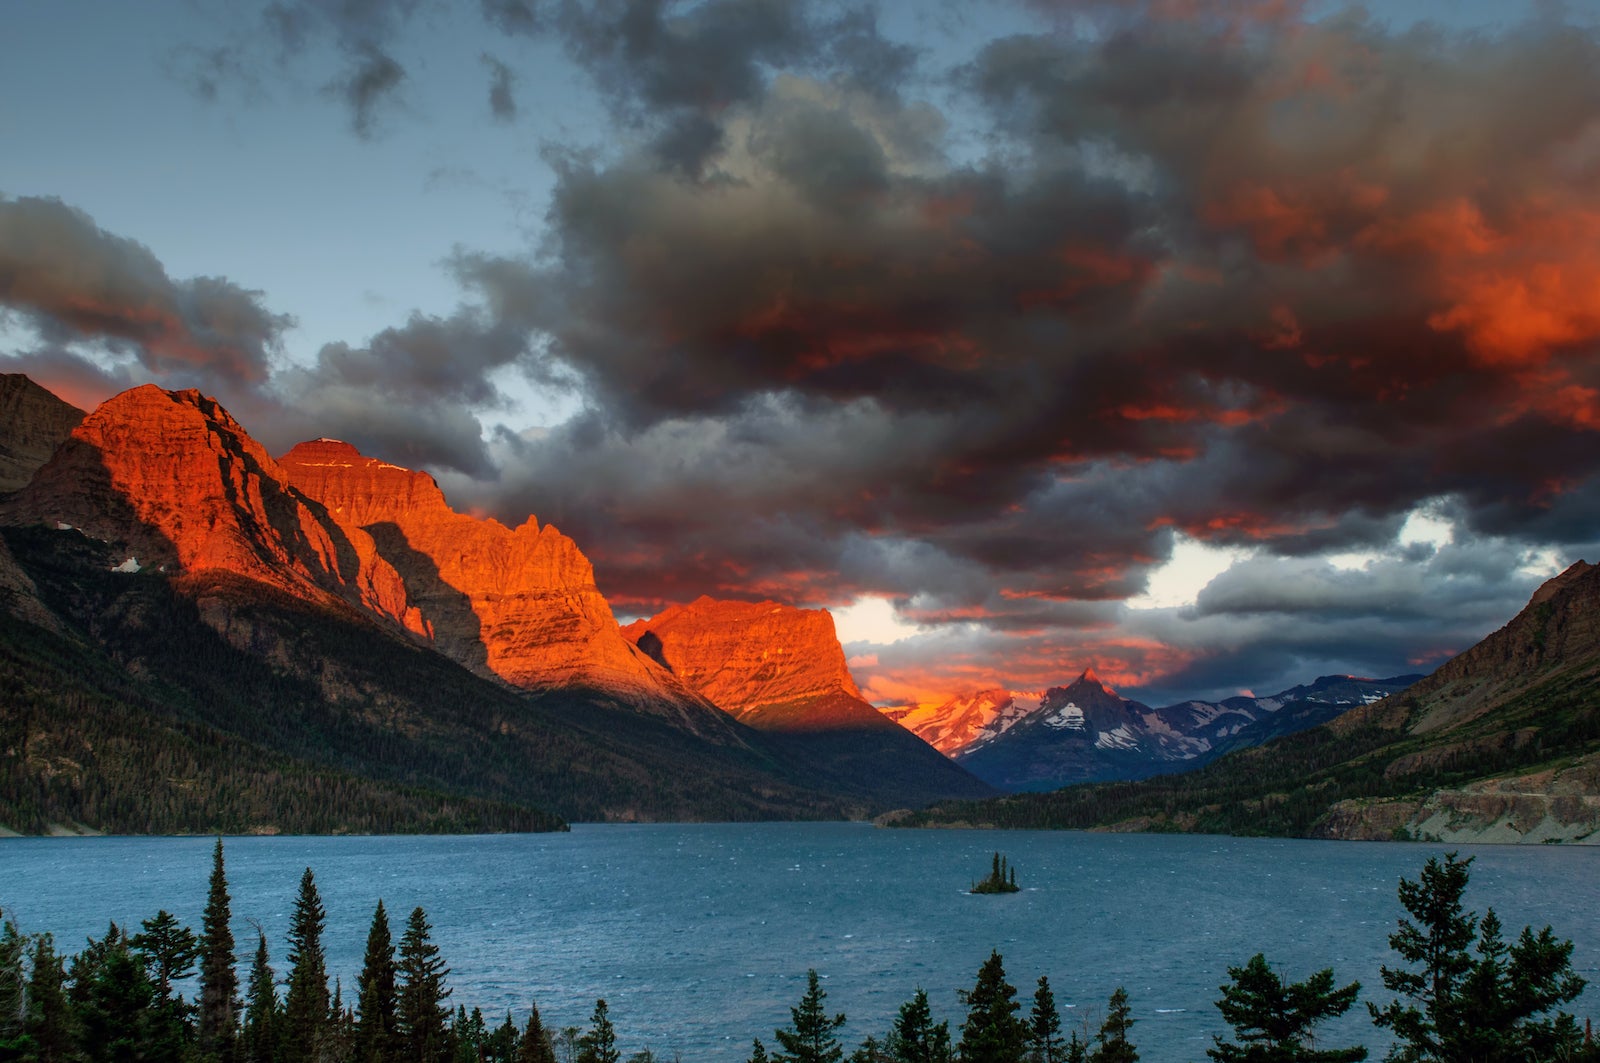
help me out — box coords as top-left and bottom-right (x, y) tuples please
(898, 560), (1600, 843)
(2, 372), (1593, 841)
(0, 376), (992, 833)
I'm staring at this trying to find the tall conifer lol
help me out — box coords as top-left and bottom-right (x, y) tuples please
(773, 970), (847, 1063)
(1087, 989), (1136, 1063)
(575, 999), (619, 1063)
(397, 906), (452, 1063)
(198, 838), (239, 1062)
(519, 999), (558, 1063)
(242, 930), (279, 1063)
(355, 900), (399, 1063)
(1029, 977), (1064, 1063)
(958, 951), (1025, 1063)
(282, 868), (330, 1063)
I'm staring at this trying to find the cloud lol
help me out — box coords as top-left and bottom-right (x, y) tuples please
(440, 4), (1600, 701)
(0, 196), (291, 392)
(482, 52), (518, 121)
(26, 2), (1600, 706)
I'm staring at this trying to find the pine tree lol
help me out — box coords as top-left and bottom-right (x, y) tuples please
(773, 970), (847, 1063)
(198, 837), (240, 1063)
(355, 900), (399, 1063)
(397, 906), (452, 1063)
(0, 916), (31, 1059)
(282, 868), (330, 1063)
(25, 933), (74, 1063)
(958, 951), (1025, 1063)
(241, 929), (279, 1063)
(519, 1000), (558, 1063)
(575, 999), (620, 1063)
(129, 910), (198, 1063)
(1029, 977), (1064, 1063)
(1087, 989), (1135, 1063)
(70, 922), (157, 1063)
(750, 1040), (771, 1063)
(454, 1004), (489, 1063)
(1371, 853), (1588, 1062)
(886, 988), (952, 1063)
(487, 1012), (521, 1063)
(1207, 954), (1364, 1063)
(851, 1035), (890, 1063)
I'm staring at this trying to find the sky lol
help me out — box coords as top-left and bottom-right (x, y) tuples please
(4, 0), (1600, 709)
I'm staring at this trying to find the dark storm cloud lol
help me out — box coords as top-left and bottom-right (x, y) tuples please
(0, 196), (291, 390)
(554, 0), (917, 170)
(441, 3), (1600, 699)
(482, 53), (519, 121)
(275, 306), (537, 478)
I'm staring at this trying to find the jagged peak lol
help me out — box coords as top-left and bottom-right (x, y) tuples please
(1074, 666), (1116, 694)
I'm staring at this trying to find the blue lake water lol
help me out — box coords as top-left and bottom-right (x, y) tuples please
(2, 824), (1597, 1062)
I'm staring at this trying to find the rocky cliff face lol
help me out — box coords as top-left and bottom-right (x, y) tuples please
(278, 440), (731, 732)
(1, 386), (422, 631)
(622, 594), (995, 805)
(621, 596), (863, 722)
(0, 374), (84, 493)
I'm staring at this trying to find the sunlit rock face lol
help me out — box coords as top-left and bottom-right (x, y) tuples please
(0, 374), (84, 494)
(3, 385), (421, 631)
(621, 596), (867, 724)
(279, 439), (733, 733)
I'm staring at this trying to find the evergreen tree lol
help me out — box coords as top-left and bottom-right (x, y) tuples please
(487, 1012), (521, 1063)
(749, 1039), (771, 1063)
(241, 929), (280, 1063)
(453, 1004), (488, 1063)
(1063, 1033), (1086, 1063)
(282, 868), (330, 1063)
(134, 908), (199, 1062)
(518, 1000), (557, 1063)
(773, 970), (847, 1063)
(1207, 954), (1364, 1063)
(198, 837), (240, 1063)
(26, 933), (75, 1063)
(355, 900), (399, 1063)
(1370, 852), (1588, 1062)
(1028, 977), (1064, 1063)
(69, 922), (158, 1063)
(1087, 989), (1135, 1063)
(851, 1035), (891, 1063)
(0, 916), (31, 1060)
(397, 906), (452, 1063)
(330, 977), (357, 1062)
(958, 951), (1025, 1063)
(887, 988), (952, 1063)
(575, 999), (619, 1063)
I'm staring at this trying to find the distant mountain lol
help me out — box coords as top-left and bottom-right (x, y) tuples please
(623, 596), (994, 808)
(880, 688), (1043, 755)
(0, 374), (83, 494)
(897, 563), (1600, 843)
(924, 668), (1417, 792)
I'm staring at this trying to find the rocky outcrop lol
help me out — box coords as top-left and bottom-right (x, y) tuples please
(0, 533), (59, 632)
(0, 374), (84, 493)
(1, 386), (423, 632)
(621, 596), (863, 723)
(278, 440), (734, 734)
(1317, 754), (1600, 844)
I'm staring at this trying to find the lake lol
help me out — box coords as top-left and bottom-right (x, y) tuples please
(2, 824), (1596, 1062)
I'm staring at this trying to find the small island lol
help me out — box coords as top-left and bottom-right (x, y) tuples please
(971, 851), (1020, 894)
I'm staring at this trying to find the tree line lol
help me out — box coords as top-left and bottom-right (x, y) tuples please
(1, 845), (1595, 1063)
